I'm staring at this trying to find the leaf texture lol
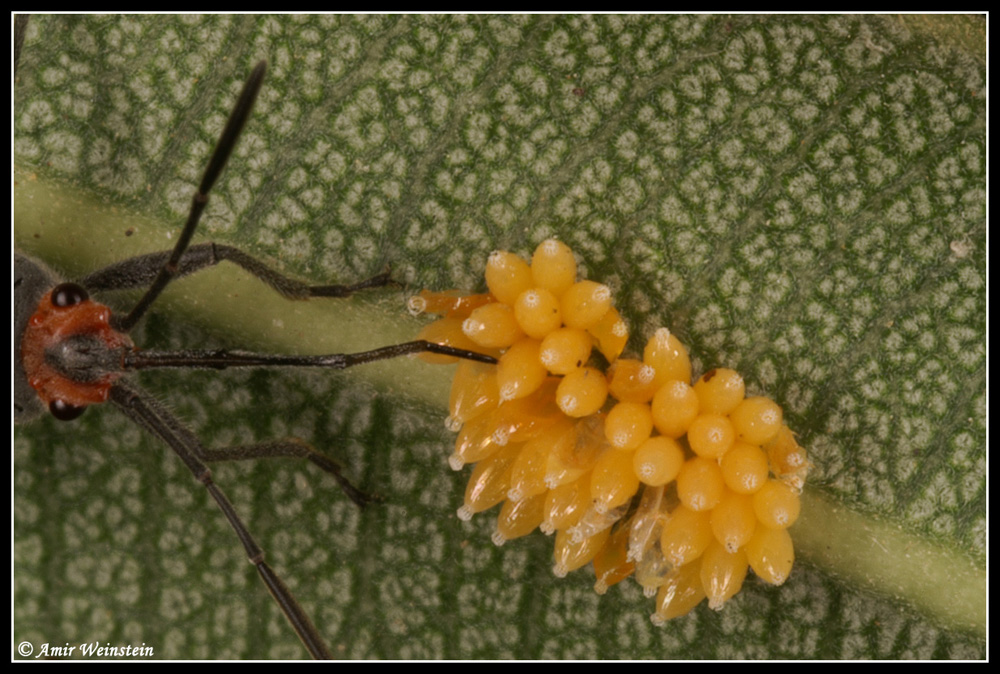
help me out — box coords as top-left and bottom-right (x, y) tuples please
(14, 14), (985, 660)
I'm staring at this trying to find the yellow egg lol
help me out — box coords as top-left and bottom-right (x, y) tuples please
(709, 491), (757, 553)
(539, 327), (593, 375)
(493, 492), (546, 546)
(590, 448), (641, 512)
(608, 358), (658, 404)
(448, 360), (501, 429)
(509, 419), (574, 502)
(719, 442), (769, 495)
(450, 411), (510, 468)
(416, 317), (489, 364)
(485, 250), (533, 305)
(632, 436), (684, 487)
(553, 527), (611, 577)
(541, 474), (591, 534)
(592, 524), (635, 595)
(514, 288), (562, 339)
(411, 289), (494, 319)
(643, 327), (692, 390)
(604, 401), (654, 451)
(693, 367), (745, 415)
(494, 378), (564, 446)
(659, 505), (713, 567)
(745, 525), (795, 586)
(650, 380), (699, 438)
(458, 442), (520, 521)
(531, 239), (577, 297)
(676, 457), (725, 512)
(700, 540), (749, 610)
(753, 479), (801, 529)
(730, 396), (783, 445)
(462, 302), (524, 348)
(560, 280), (613, 330)
(496, 337), (547, 401)
(556, 366), (609, 417)
(686, 413), (736, 459)
(653, 561), (706, 623)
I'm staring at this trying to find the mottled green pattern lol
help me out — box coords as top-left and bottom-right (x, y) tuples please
(14, 15), (984, 659)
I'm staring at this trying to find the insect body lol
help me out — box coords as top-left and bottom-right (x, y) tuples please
(14, 60), (496, 659)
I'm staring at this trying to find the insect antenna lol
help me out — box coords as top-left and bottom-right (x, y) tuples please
(114, 60), (268, 333)
(122, 341), (498, 371)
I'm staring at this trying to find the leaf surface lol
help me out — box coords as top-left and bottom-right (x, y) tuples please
(14, 14), (985, 660)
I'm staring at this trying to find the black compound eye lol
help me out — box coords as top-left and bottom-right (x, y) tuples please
(51, 282), (89, 307)
(49, 399), (87, 421)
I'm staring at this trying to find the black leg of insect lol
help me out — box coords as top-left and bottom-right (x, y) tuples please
(13, 58), (497, 660)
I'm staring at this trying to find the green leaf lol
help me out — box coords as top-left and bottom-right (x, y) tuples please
(14, 15), (985, 660)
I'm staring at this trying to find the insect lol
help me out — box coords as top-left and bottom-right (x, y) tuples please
(14, 48), (496, 658)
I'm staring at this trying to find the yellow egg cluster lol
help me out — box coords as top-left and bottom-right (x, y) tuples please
(409, 240), (809, 623)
